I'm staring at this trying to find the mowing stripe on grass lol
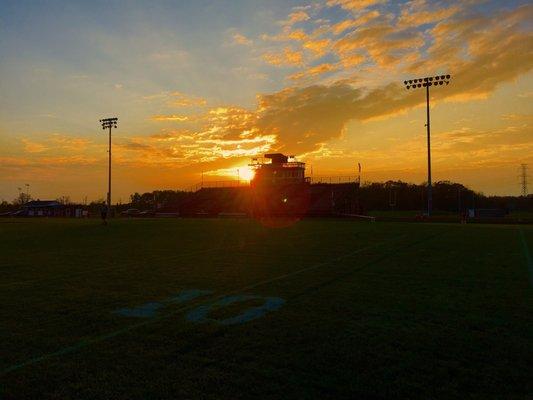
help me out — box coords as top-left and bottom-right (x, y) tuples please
(1, 234), (408, 376)
(289, 231), (447, 299)
(0, 245), (229, 288)
(0, 221), (244, 287)
(519, 229), (533, 287)
(2, 229), (386, 334)
(0, 228), (335, 289)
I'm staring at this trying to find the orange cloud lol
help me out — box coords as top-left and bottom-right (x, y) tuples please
(21, 135), (92, 154)
(255, 82), (420, 154)
(148, 6), (532, 160)
(398, 1), (461, 28)
(330, 10), (380, 35)
(302, 38), (331, 56)
(21, 138), (47, 153)
(334, 24), (425, 67)
(327, 0), (384, 12)
(151, 115), (189, 122)
(287, 29), (308, 41)
(288, 63), (339, 81)
(48, 134), (91, 150)
(262, 47), (304, 66)
(167, 93), (207, 107)
(144, 91), (206, 108)
(339, 53), (366, 68)
(501, 113), (533, 122)
(0, 156), (32, 167)
(282, 10), (310, 26)
(232, 32), (253, 46)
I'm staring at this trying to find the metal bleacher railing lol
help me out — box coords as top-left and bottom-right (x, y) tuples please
(188, 180), (250, 192)
(309, 176), (359, 184)
(188, 176), (359, 192)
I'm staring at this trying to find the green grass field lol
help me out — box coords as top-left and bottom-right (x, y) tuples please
(1, 218), (532, 399)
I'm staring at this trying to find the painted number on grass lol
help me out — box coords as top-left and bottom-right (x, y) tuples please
(186, 295), (285, 325)
(113, 289), (212, 318)
(113, 290), (285, 326)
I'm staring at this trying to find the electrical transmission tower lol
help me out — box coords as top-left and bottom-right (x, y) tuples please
(519, 164), (528, 196)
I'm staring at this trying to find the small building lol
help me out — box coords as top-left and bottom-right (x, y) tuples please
(22, 200), (80, 217)
(249, 153), (360, 216)
(182, 152), (361, 218)
(249, 154), (310, 216)
(250, 153), (307, 186)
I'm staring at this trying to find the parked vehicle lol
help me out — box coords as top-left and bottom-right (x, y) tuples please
(121, 208), (141, 217)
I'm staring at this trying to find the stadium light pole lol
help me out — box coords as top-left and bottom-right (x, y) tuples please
(99, 117), (118, 213)
(403, 74), (451, 216)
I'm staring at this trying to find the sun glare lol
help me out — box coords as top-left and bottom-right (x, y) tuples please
(238, 166), (255, 181)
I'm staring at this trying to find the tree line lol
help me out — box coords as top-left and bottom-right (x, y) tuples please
(125, 182), (532, 213)
(358, 181), (532, 213)
(1, 181), (531, 214)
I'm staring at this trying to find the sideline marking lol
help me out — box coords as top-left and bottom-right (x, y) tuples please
(519, 229), (533, 287)
(1, 233), (410, 376)
(186, 295), (285, 325)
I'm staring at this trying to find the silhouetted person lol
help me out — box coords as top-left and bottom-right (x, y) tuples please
(101, 205), (108, 226)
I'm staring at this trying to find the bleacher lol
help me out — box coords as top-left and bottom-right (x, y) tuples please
(308, 183), (360, 216)
(180, 187), (251, 216)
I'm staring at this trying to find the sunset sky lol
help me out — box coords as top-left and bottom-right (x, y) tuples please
(1, 0), (532, 203)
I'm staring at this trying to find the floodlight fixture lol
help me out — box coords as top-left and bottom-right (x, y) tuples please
(402, 74), (452, 216)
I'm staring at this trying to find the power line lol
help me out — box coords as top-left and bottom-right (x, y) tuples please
(402, 74), (451, 216)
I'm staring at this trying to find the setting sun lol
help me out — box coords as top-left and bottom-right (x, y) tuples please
(238, 166), (255, 181)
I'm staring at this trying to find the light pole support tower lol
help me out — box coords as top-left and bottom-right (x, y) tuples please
(425, 84), (432, 214)
(403, 74), (451, 216)
(99, 117), (118, 213)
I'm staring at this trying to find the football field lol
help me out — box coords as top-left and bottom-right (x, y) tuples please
(1, 218), (532, 399)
